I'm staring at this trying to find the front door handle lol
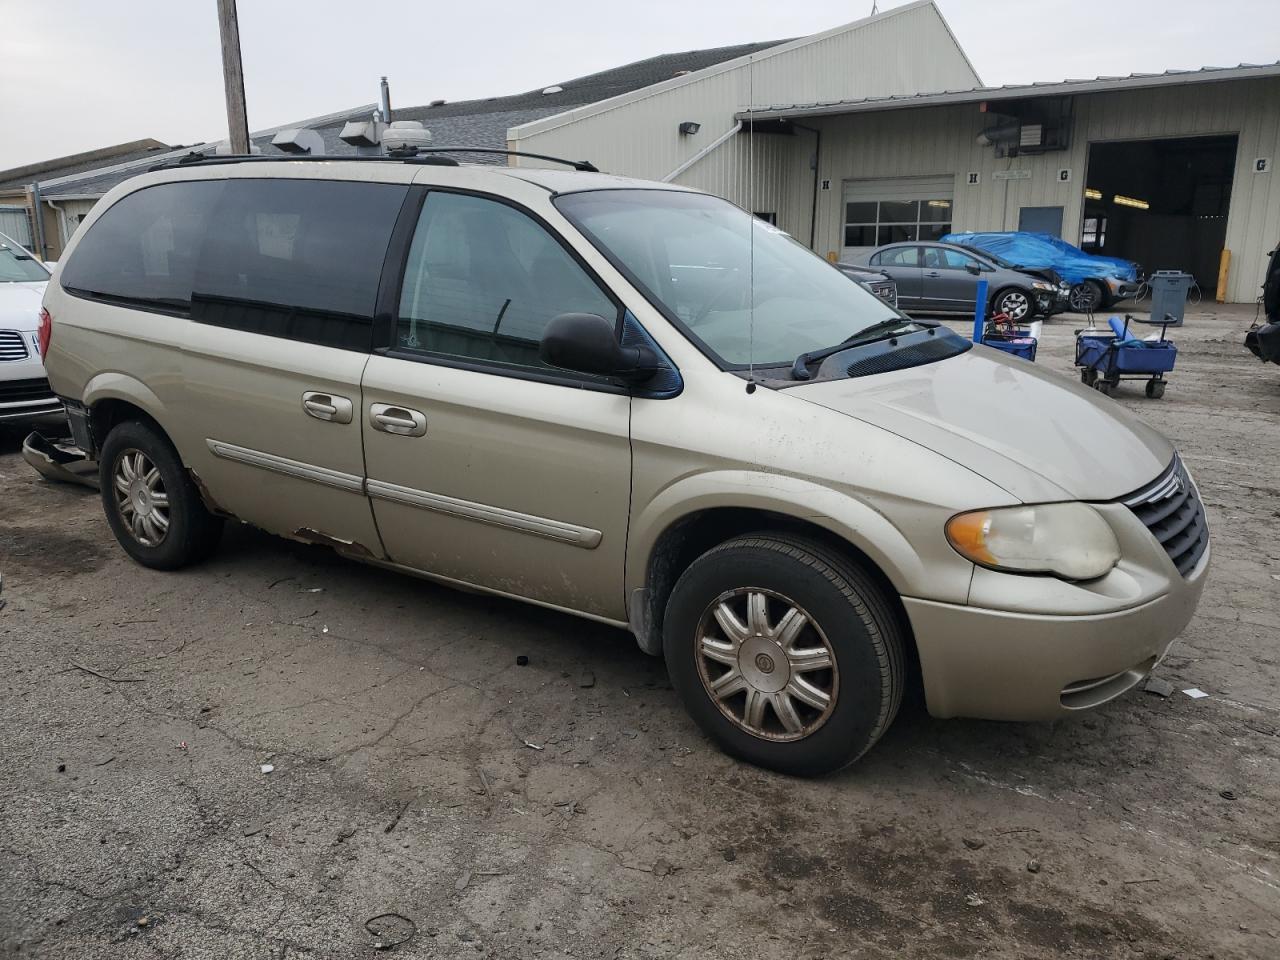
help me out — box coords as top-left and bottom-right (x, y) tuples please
(370, 403), (427, 437)
(302, 391), (353, 424)
(924, 271), (942, 278)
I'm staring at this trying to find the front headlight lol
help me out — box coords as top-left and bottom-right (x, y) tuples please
(945, 503), (1120, 581)
(1032, 281), (1054, 291)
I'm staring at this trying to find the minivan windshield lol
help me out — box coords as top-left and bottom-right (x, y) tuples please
(0, 239), (49, 282)
(556, 190), (909, 368)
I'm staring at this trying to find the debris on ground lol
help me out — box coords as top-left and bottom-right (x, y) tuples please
(259, 763), (274, 774)
(653, 858), (676, 877)
(516, 655), (529, 666)
(966, 893), (985, 907)
(1027, 859), (1042, 874)
(579, 670), (596, 688)
(1144, 676), (1175, 697)
(241, 823), (264, 837)
(384, 799), (412, 833)
(364, 912), (416, 951)
(962, 837), (985, 850)
(1182, 688), (1209, 699)
(1220, 789), (1237, 801)
(723, 848), (737, 862)
(521, 739), (544, 751)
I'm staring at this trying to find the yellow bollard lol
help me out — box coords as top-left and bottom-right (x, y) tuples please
(1216, 249), (1231, 303)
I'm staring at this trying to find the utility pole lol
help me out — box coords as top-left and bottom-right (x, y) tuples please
(216, 0), (250, 154)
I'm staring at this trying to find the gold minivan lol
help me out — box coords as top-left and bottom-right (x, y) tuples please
(40, 156), (1208, 775)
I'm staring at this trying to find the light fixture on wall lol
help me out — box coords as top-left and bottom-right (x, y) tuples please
(1113, 194), (1150, 210)
(678, 121), (701, 136)
(1084, 188), (1102, 200)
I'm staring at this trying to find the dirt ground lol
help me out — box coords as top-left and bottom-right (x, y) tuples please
(1, 303), (1277, 960)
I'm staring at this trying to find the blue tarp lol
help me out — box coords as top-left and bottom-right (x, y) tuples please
(941, 231), (1140, 287)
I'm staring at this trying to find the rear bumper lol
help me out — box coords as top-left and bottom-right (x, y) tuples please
(905, 541), (1209, 721)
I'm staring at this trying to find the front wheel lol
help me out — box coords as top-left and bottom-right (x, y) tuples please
(100, 420), (223, 569)
(993, 288), (1032, 322)
(663, 534), (905, 776)
(1068, 280), (1105, 312)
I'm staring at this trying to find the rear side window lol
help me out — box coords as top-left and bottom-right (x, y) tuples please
(61, 178), (408, 351)
(192, 179), (407, 350)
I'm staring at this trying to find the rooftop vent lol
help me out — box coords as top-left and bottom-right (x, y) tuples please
(381, 120), (432, 153)
(271, 128), (325, 155)
(542, 85), (564, 95)
(429, 99), (446, 107)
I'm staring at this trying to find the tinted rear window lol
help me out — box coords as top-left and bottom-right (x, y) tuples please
(62, 178), (408, 350)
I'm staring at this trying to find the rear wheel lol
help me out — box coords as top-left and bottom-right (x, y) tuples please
(1146, 379), (1166, 399)
(663, 534), (904, 776)
(99, 420), (223, 569)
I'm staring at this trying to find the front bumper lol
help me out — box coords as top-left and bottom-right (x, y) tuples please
(1106, 277), (1142, 302)
(0, 397), (64, 424)
(906, 537), (1209, 722)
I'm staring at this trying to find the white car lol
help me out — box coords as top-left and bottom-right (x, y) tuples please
(0, 231), (61, 426)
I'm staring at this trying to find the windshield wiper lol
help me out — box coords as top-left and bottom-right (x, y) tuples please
(790, 318), (937, 380)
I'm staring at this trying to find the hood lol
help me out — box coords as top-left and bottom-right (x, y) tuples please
(794, 346), (1172, 503)
(0, 281), (48, 332)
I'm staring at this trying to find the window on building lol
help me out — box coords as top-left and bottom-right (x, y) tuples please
(753, 211), (777, 225)
(397, 191), (617, 373)
(844, 198), (952, 248)
(1082, 216), (1108, 248)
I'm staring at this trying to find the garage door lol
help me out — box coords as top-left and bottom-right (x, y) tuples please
(841, 176), (955, 258)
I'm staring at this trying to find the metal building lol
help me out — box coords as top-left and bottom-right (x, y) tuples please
(511, 2), (1280, 303)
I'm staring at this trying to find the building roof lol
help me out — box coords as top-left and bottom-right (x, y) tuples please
(739, 61), (1280, 121)
(32, 39), (787, 200)
(0, 139), (173, 193)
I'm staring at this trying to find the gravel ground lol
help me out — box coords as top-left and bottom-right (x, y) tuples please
(1, 304), (1277, 959)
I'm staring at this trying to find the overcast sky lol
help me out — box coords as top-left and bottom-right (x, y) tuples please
(2, 0), (1278, 170)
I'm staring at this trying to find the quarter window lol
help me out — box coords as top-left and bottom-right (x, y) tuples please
(396, 192), (617, 372)
(59, 180), (221, 306)
(878, 247), (921, 267)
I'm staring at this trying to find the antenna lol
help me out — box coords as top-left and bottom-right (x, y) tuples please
(747, 55), (756, 389)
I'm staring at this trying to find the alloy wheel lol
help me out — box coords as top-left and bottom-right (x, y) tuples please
(694, 588), (838, 742)
(1069, 282), (1100, 312)
(998, 291), (1030, 320)
(112, 449), (170, 547)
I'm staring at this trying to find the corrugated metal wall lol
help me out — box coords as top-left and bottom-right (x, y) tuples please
(810, 77), (1280, 302)
(509, 0), (979, 239)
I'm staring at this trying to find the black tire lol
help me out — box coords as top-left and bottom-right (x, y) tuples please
(99, 420), (223, 569)
(1146, 379), (1166, 399)
(1096, 378), (1118, 397)
(663, 534), (904, 776)
(1068, 280), (1105, 313)
(1080, 367), (1098, 386)
(992, 287), (1032, 322)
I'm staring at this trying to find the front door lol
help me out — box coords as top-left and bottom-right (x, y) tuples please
(921, 245), (985, 312)
(361, 189), (633, 620)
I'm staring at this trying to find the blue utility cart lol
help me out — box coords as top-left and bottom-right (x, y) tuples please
(1074, 271), (1191, 400)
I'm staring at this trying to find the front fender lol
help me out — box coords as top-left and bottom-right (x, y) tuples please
(626, 469), (969, 605)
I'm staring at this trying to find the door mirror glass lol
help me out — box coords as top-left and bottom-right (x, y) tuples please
(540, 313), (657, 384)
(965, 261), (982, 276)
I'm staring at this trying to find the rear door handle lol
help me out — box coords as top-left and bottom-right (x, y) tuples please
(924, 271), (942, 278)
(302, 391), (353, 424)
(370, 403), (427, 437)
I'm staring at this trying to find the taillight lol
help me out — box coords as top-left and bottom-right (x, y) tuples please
(37, 307), (51, 358)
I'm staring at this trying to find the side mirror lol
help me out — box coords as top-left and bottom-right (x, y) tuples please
(965, 262), (982, 276)
(540, 313), (658, 384)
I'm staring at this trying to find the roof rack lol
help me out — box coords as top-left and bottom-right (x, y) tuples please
(149, 148), (599, 173)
